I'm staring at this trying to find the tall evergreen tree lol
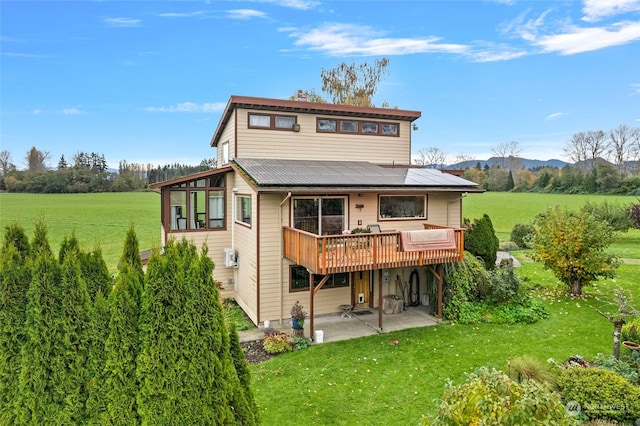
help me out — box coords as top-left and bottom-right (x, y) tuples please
(0, 225), (31, 424)
(137, 239), (256, 425)
(85, 290), (110, 425)
(15, 238), (62, 425)
(56, 253), (93, 424)
(99, 225), (143, 425)
(30, 218), (51, 256)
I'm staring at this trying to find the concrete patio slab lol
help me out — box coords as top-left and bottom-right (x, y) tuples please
(239, 305), (440, 344)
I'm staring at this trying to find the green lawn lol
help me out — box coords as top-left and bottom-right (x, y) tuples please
(0, 192), (160, 272)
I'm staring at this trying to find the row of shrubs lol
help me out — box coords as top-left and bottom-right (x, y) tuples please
(425, 350), (640, 425)
(510, 200), (640, 249)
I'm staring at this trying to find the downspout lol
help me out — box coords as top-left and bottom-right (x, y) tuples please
(232, 188), (239, 294)
(279, 192), (292, 325)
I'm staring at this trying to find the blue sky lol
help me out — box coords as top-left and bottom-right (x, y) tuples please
(2, 0), (640, 169)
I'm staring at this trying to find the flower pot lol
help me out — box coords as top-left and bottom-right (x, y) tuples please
(291, 319), (304, 330)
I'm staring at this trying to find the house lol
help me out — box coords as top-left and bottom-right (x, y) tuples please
(150, 95), (482, 337)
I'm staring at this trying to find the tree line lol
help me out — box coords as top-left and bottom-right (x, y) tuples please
(415, 126), (640, 195)
(0, 148), (216, 193)
(0, 221), (258, 424)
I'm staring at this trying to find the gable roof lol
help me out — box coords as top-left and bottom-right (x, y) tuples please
(210, 95), (422, 147)
(233, 158), (483, 193)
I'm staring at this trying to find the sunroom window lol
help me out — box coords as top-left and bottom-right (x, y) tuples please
(168, 174), (225, 231)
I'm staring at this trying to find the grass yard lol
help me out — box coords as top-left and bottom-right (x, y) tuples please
(251, 192), (640, 425)
(0, 192), (160, 272)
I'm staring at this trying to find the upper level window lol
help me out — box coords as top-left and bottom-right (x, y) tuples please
(221, 141), (229, 165)
(248, 113), (297, 131)
(379, 195), (426, 220)
(236, 195), (252, 226)
(317, 118), (399, 137)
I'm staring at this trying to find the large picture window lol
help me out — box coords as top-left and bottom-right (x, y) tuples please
(290, 266), (349, 291)
(292, 196), (346, 235)
(379, 195), (426, 220)
(168, 175), (225, 231)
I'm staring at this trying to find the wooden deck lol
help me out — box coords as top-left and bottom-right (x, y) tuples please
(283, 224), (464, 275)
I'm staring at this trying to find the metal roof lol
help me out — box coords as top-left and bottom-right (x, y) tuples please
(233, 158), (483, 192)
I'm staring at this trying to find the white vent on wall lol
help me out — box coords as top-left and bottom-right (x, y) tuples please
(224, 248), (238, 268)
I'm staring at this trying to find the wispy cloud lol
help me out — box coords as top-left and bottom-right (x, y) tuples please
(227, 9), (268, 20)
(283, 23), (468, 56)
(104, 17), (141, 27)
(631, 83), (640, 95)
(144, 102), (226, 113)
(545, 112), (566, 120)
(533, 21), (640, 54)
(582, 0), (640, 23)
(157, 11), (207, 18)
(249, 0), (319, 10)
(1, 52), (48, 58)
(63, 108), (87, 115)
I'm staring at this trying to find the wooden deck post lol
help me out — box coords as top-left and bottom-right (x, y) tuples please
(378, 269), (383, 330)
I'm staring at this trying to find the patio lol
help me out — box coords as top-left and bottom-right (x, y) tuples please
(239, 305), (440, 344)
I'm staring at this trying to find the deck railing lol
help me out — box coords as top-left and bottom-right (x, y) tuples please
(283, 225), (464, 275)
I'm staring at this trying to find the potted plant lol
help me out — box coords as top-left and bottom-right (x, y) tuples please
(290, 301), (307, 330)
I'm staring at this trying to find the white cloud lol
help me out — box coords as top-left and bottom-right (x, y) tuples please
(284, 23), (468, 56)
(227, 9), (268, 20)
(103, 17), (141, 27)
(157, 11), (207, 18)
(582, 0), (640, 23)
(534, 20), (640, 54)
(249, 0), (319, 10)
(545, 112), (566, 120)
(63, 108), (87, 115)
(144, 102), (226, 113)
(631, 83), (640, 95)
(33, 109), (42, 115)
(2, 52), (47, 58)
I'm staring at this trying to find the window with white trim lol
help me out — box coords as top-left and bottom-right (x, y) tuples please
(236, 195), (251, 226)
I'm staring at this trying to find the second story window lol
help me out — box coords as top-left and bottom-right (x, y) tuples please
(248, 113), (297, 131)
(221, 141), (229, 165)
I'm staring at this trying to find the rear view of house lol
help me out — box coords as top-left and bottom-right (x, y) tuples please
(150, 95), (482, 336)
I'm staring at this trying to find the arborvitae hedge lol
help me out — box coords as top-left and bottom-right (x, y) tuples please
(3, 223), (258, 425)
(15, 236), (62, 425)
(137, 239), (257, 425)
(99, 226), (144, 425)
(0, 226), (31, 424)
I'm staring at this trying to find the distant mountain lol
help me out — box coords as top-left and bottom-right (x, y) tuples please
(446, 157), (570, 170)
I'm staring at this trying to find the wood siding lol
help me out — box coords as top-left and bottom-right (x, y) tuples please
(234, 108), (411, 164)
